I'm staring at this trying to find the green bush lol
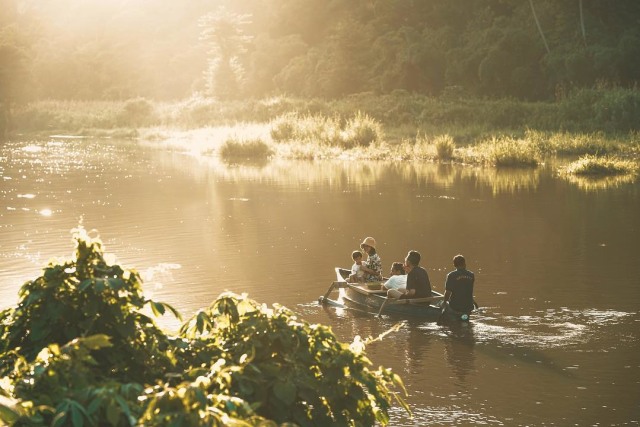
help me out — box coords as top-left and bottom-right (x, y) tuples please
(341, 111), (383, 148)
(220, 137), (274, 160)
(118, 97), (155, 127)
(562, 154), (638, 176)
(0, 228), (407, 426)
(434, 134), (455, 159)
(480, 136), (541, 168)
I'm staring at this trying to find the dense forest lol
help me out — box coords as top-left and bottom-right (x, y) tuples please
(1, 0), (639, 106)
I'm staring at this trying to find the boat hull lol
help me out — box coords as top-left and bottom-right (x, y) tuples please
(332, 267), (446, 320)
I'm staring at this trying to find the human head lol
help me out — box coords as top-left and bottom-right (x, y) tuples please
(405, 250), (421, 267)
(453, 254), (466, 268)
(352, 250), (363, 262)
(390, 262), (404, 275)
(360, 237), (377, 255)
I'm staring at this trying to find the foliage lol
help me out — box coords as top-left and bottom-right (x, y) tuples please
(341, 112), (383, 149)
(561, 154), (638, 177)
(478, 136), (541, 168)
(0, 228), (406, 426)
(118, 98), (156, 127)
(220, 137), (274, 161)
(434, 134), (455, 160)
(3, 1), (639, 101)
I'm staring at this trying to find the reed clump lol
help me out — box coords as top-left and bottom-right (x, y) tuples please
(434, 134), (455, 160)
(478, 136), (541, 168)
(219, 137), (274, 160)
(270, 111), (382, 149)
(562, 155), (638, 177)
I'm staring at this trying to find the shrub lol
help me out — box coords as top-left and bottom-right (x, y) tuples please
(481, 136), (541, 168)
(562, 154), (638, 176)
(0, 228), (408, 426)
(434, 134), (455, 159)
(119, 97), (156, 127)
(340, 111), (383, 149)
(270, 112), (299, 141)
(219, 137), (274, 160)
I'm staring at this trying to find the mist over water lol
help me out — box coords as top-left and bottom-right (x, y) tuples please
(1, 138), (639, 425)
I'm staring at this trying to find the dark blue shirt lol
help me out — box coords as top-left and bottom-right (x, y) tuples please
(406, 266), (432, 298)
(445, 268), (475, 313)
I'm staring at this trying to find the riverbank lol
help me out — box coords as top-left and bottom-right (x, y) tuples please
(7, 90), (640, 176)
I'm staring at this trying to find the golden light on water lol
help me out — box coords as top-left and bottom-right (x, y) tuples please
(39, 208), (53, 217)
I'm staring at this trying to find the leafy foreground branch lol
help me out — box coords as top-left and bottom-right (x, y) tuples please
(0, 228), (408, 426)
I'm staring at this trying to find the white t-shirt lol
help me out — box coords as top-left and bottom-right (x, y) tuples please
(384, 274), (407, 290)
(352, 263), (364, 278)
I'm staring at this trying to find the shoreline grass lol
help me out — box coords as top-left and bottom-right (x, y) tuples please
(561, 154), (638, 177)
(6, 92), (640, 177)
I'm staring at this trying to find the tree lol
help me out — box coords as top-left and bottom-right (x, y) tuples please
(0, 28), (31, 138)
(199, 7), (253, 100)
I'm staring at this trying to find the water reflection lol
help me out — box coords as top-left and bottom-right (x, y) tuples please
(2, 138), (639, 427)
(441, 322), (476, 384)
(562, 173), (638, 192)
(149, 149), (545, 195)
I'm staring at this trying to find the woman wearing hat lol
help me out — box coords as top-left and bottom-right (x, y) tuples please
(359, 237), (382, 282)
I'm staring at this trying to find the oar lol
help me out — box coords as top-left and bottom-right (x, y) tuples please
(376, 298), (390, 317)
(319, 281), (346, 305)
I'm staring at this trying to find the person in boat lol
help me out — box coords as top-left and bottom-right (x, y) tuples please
(359, 236), (382, 281)
(348, 250), (365, 283)
(442, 254), (475, 316)
(383, 262), (406, 293)
(387, 250), (431, 299)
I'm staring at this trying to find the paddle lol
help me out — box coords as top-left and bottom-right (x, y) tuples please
(376, 298), (391, 317)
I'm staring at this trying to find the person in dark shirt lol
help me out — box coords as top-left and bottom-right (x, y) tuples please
(443, 254), (475, 314)
(387, 250), (432, 299)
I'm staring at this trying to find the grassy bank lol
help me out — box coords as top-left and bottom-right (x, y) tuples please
(7, 90), (640, 174)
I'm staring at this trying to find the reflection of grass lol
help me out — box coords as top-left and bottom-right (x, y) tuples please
(562, 173), (637, 191)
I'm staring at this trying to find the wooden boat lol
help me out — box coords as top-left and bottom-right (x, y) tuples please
(319, 267), (448, 320)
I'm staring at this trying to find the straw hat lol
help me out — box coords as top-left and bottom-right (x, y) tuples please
(360, 237), (376, 249)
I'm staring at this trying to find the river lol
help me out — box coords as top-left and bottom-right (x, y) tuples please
(1, 138), (639, 425)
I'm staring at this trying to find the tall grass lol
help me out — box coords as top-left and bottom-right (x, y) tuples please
(270, 111), (382, 149)
(562, 155), (638, 176)
(219, 137), (274, 161)
(434, 134), (455, 159)
(478, 136), (541, 168)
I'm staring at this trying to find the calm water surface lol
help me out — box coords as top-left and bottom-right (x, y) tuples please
(1, 138), (639, 426)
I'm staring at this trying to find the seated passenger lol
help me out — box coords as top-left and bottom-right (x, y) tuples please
(348, 250), (365, 283)
(387, 250), (431, 299)
(359, 236), (382, 282)
(383, 262), (407, 294)
(443, 254), (475, 314)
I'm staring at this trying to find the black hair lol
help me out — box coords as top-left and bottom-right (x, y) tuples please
(453, 254), (466, 268)
(352, 250), (363, 260)
(406, 250), (421, 266)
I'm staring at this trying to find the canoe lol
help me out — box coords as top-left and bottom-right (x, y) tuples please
(319, 267), (448, 320)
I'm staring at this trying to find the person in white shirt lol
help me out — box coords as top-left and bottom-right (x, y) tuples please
(348, 250), (365, 283)
(383, 262), (407, 293)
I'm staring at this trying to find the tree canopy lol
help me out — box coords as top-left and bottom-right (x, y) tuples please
(1, 0), (639, 102)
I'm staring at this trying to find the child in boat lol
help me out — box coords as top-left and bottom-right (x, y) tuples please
(383, 262), (407, 291)
(348, 250), (365, 283)
(359, 236), (382, 282)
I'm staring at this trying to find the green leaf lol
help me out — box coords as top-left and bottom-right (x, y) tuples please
(150, 301), (165, 317)
(71, 404), (84, 427)
(80, 334), (113, 350)
(0, 401), (20, 424)
(107, 402), (120, 426)
(273, 381), (297, 405)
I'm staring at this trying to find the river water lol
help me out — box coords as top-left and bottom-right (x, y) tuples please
(1, 138), (639, 426)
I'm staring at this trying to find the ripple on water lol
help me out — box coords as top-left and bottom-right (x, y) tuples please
(470, 308), (633, 349)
